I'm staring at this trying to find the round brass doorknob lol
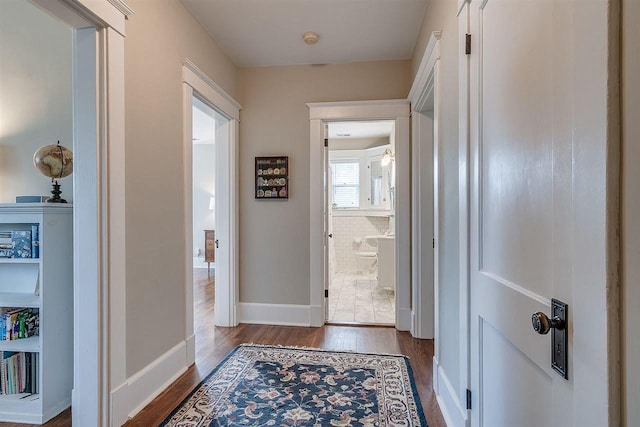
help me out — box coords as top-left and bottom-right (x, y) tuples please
(531, 312), (565, 335)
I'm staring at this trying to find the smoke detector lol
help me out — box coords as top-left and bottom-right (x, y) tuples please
(303, 32), (319, 45)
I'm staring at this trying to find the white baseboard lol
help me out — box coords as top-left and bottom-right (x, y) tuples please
(110, 340), (192, 425)
(309, 305), (323, 327)
(186, 333), (196, 365)
(433, 357), (468, 427)
(396, 307), (412, 331)
(238, 302), (318, 326)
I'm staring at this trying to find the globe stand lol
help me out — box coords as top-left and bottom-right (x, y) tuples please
(47, 180), (67, 203)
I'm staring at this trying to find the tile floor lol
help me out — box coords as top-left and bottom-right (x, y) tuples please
(327, 271), (395, 324)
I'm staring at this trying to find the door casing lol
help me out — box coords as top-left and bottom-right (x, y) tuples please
(308, 100), (411, 329)
(182, 60), (242, 336)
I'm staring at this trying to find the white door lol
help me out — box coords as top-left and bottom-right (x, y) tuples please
(466, 0), (616, 425)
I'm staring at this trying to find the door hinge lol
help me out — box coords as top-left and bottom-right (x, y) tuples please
(465, 34), (471, 55)
(325, 289), (329, 298)
(324, 138), (329, 147)
(433, 238), (435, 249)
(466, 389), (472, 410)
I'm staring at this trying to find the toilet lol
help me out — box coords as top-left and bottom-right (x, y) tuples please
(355, 251), (377, 274)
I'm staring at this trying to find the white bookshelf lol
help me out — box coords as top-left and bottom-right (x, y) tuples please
(0, 203), (72, 424)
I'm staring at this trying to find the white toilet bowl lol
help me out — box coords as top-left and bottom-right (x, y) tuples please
(355, 251), (377, 274)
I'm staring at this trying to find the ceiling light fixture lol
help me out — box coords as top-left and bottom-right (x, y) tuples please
(303, 32), (319, 45)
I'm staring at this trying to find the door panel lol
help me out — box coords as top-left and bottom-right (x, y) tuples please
(469, 0), (575, 425)
(481, 320), (553, 427)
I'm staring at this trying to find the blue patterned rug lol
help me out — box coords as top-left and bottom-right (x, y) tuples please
(161, 344), (427, 426)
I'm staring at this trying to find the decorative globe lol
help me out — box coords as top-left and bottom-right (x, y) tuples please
(33, 143), (73, 180)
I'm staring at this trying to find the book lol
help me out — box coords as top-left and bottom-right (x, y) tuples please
(0, 308), (39, 341)
(31, 225), (39, 258)
(15, 196), (48, 203)
(11, 230), (31, 258)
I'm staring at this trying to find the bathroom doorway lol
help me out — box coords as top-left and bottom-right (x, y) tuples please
(326, 121), (396, 325)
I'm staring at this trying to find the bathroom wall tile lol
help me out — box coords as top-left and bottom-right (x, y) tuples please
(330, 215), (389, 272)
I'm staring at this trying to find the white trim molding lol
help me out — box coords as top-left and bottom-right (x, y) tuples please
(182, 59), (241, 120)
(307, 100), (411, 331)
(110, 340), (191, 425)
(408, 32), (441, 339)
(182, 59), (242, 333)
(433, 357), (469, 427)
(238, 303), (322, 327)
(107, 0), (135, 17)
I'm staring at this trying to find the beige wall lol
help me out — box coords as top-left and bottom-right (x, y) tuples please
(0, 0), (72, 203)
(622, 0), (639, 424)
(124, 0), (237, 376)
(411, 0), (461, 395)
(237, 60), (411, 305)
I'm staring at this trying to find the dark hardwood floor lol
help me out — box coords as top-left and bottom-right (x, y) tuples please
(3, 269), (446, 426)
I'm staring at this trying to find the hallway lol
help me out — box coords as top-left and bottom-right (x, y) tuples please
(124, 269), (446, 426)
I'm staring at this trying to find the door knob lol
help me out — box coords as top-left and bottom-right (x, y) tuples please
(531, 312), (565, 335)
(328, 233), (333, 238)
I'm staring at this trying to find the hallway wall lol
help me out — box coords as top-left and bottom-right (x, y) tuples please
(123, 0), (237, 376)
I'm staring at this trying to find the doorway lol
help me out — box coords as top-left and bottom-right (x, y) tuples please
(182, 60), (241, 338)
(326, 121), (396, 325)
(308, 100), (410, 330)
(190, 96), (217, 357)
(191, 97), (217, 275)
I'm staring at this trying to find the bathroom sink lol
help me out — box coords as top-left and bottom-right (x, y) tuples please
(364, 234), (395, 247)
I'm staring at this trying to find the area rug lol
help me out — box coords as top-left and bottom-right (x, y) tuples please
(160, 344), (428, 426)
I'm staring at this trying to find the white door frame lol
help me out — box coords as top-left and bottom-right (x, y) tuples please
(28, 0), (131, 425)
(407, 31), (441, 340)
(182, 59), (241, 335)
(308, 100), (411, 330)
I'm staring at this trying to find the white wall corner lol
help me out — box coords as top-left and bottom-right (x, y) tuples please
(433, 357), (468, 427)
(238, 303), (315, 327)
(396, 308), (412, 331)
(111, 340), (191, 423)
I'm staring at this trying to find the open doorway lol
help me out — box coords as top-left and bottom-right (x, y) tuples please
(326, 121), (396, 325)
(190, 96), (217, 352)
(192, 97), (217, 275)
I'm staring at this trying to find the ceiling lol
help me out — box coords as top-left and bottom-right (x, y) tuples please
(180, 0), (429, 68)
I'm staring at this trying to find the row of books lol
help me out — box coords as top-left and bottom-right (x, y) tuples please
(0, 225), (39, 259)
(0, 308), (39, 341)
(0, 351), (38, 395)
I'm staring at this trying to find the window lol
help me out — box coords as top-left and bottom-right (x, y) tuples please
(331, 160), (359, 208)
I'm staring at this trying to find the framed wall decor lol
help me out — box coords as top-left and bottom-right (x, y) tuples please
(255, 156), (289, 199)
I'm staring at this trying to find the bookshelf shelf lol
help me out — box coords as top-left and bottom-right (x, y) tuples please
(0, 204), (72, 424)
(0, 258), (40, 264)
(0, 336), (39, 352)
(0, 394), (41, 424)
(0, 292), (39, 308)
